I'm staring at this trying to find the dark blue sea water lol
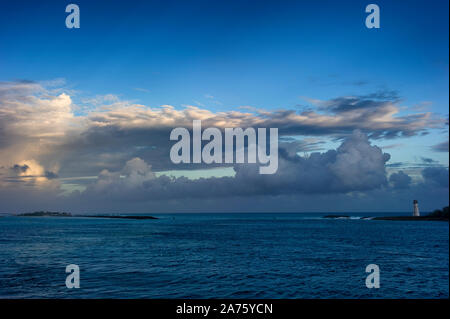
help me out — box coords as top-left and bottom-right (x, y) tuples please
(0, 213), (448, 298)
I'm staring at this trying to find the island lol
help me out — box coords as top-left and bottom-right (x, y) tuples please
(17, 211), (158, 220)
(19, 211), (72, 217)
(323, 206), (449, 221)
(373, 206), (448, 221)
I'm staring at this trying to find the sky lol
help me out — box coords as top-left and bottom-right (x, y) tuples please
(0, 0), (448, 213)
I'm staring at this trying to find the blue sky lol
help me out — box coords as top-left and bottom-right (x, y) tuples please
(1, 0), (448, 108)
(0, 0), (448, 212)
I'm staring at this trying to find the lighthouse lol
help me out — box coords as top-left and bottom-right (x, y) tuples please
(413, 200), (420, 217)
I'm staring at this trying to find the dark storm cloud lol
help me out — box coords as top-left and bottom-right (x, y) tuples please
(422, 167), (449, 188)
(80, 131), (391, 201)
(389, 171), (412, 189)
(1, 157), (448, 215)
(39, 155), (448, 214)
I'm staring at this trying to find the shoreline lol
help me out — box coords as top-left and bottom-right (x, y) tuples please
(323, 215), (449, 221)
(372, 216), (449, 221)
(16, 212), (158, 220)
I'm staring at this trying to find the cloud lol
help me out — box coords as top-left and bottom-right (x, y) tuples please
(0, 80), (448, 213)
(389, 171), (412, 189)
(422, 167), (449, 188)
(314, 91), (400, 113)
(278, 138), (326, 157)
(431, 140), (449, 152)
(421, 157), (438, 164)
(381, 143), (403, 149)
(1, 79), (443, 181)
(81, 89), (444, 140)
(89, 157), (156, 195)
(45, 171), (59, 179)
(11, 164), (29, 174)
(54, 137), (448, 214)
(80, 131), (390, 202)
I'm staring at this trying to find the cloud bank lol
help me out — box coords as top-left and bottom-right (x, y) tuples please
(0, 80), (448, 213)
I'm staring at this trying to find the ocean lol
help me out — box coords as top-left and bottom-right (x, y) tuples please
(0, 213), (448, 298)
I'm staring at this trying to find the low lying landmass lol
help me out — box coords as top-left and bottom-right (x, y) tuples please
(324, 206), (449, 221)
(374, 206), (449, 221)
(19, 211), (72, 217)
(17, 211), (158, 220)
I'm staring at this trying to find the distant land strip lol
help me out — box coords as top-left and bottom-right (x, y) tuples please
(323, 206), (449, 222)
(16, 211), (158, 220)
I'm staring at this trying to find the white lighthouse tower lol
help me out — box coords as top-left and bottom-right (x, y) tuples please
(413, 200), (420, 217)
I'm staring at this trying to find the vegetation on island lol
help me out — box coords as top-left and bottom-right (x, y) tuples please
(427, 206), (449, 219)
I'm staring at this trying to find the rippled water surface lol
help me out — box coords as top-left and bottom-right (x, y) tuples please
(0, 213), (448, 298)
